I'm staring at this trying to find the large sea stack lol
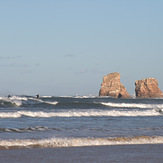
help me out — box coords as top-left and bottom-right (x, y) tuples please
(99, 72), (130, 98)
(135, 78), (163, 98)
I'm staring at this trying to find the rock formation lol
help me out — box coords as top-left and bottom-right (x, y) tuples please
(135, 78), (163, 98)
(99, 72), (130, 98)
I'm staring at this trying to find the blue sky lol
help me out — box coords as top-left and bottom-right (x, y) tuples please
(0, 0), (163, 96)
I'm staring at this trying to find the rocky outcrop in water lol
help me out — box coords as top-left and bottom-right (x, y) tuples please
(135, 78), (163, 98)
(99, 72), (130, 98)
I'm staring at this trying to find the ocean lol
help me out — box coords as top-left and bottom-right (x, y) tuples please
(0, 95), (163, 150)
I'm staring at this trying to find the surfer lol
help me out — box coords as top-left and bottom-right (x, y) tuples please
(36, 94), (39, 98)
(8, 95), (11, 98)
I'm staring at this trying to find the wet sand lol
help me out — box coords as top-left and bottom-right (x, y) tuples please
(0, 144), (163, 163)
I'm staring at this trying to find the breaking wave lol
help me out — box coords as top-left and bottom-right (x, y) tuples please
(101, 102), (163, 109)
(0, 109), (162, 118)
(0, 96), (28, 107)
(0, 96), (162, 110)
(1, 136), (163, 149)
(0, 96), (58, 107)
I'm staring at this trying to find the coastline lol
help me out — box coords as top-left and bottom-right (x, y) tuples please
(0, 144), (163, 163)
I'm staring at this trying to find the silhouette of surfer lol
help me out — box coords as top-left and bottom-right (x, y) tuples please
(36, 94), (39, 98)
(8, 95), (11, 98)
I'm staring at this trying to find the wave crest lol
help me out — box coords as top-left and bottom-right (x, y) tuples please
(0, 126), (52, 132)
(101, 102), (163, 109)
(0, 136), (163, 149)
(0, 109), (161, 118)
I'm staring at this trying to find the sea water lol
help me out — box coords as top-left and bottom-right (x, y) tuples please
(0, 95), (163, 149)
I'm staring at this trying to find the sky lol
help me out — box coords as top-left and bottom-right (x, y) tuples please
(0, 0), (163, 96)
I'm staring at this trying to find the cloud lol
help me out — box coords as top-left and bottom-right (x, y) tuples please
(64, 54), (75, 58)
(74, 68), (105, 74)
(20, 70), (32, 74)
(0, 63), (28, 68)
(0, 56), (30, 68)
(0, 56), (22, 60)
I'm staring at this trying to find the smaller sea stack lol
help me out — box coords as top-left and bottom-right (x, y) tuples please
(99, 72), (130, 98)
(135, 78), (163, 98)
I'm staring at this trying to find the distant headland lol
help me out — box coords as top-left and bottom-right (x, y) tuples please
(99, 72), (163, 99)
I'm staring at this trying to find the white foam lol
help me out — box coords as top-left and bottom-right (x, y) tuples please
(75, 95), (96, 98)
(0, 96), (28, 106)
(101, 102), (163, 109)
(11, 100), (22, 106)
(41, 96), (52, 98)
(44, 101), (58, 105)
(29, 98), (44, 102)
(0, 136), (163, 149)
(0, 112), (21, 118)
(10, 96), (28, 101)
(60, 96), (73, 97)
(0, 109), (161, 118)
(28, 97), (58, 105)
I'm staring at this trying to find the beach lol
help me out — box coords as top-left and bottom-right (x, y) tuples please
(0, 144), (163, 163)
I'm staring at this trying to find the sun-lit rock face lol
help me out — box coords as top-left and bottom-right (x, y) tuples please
(135, 78), (163, 98)
(99, 72), (130, 98)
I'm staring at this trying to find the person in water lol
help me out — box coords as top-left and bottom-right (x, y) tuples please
(36, 94), (39, 98)
(8, 95), (11, 98)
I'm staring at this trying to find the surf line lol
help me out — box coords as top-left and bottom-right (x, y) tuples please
(0, 136), (163, 149)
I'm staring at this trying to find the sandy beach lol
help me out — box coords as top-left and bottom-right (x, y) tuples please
(0, 144), (163, 163)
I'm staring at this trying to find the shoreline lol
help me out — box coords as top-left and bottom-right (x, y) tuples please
(0, 144), (163, 163)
